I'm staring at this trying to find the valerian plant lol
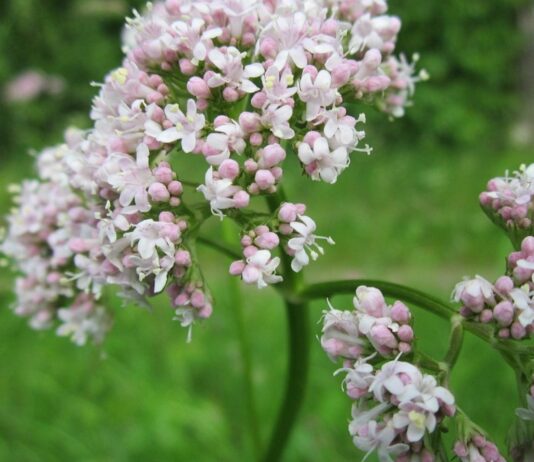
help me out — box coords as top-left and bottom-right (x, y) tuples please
(3, 0), (533, 461)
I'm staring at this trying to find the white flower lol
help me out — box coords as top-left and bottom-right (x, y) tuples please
(392, 406), (435, 443)
(288, 215), (334, 272)
(351, 420), (409, 462)
(336, 356), (375, 394)
(369, 360), (422, 402)
(516, 395), (534, 421)
(451, 275), (495, 309)
(57, 300), (110, 346)
(166, 18), (222, 64)
(298, 70), (337, 121)
(298, 136), (349, 183)
(323, 110), (367, 150)
(262, 66), (297, 105)
(349, 13), (399, 53)
(261, 104), (295, 139)
(126, 219), (176, 260)
(242, 250), (283, 289)
(208, 46), (264, 93)
(197, 167), (241, 218)
(510, 287), (534, 327)
(206, 120), (246, 165)
(153, 100), (205, 152)
(105, 143), (155, 213)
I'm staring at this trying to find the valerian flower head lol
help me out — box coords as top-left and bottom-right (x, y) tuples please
(2, 0), (422, 344)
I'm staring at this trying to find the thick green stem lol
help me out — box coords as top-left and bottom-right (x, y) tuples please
(261, 297), (310, 462)
(221, 221), (262, 458)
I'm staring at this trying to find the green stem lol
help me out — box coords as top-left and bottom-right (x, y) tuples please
(261, 187), (310, 462)
(261, 298), (310, 462)
(221, 221), (262, 458)
(197, 235), (242, 260)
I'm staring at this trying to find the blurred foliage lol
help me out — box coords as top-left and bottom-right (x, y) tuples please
(0, 0), (533, 461)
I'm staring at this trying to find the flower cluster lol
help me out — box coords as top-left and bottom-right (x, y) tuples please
(344, 358), (454, 461)
(321, 287), (455, 461)
(453, 434), (506, 462)
(321, 286), (414, 360)
(480, 163), (534, 244)
(2, 0), (422, 344)
(453, 236), (534, 339)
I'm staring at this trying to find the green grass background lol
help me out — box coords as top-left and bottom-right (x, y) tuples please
(0, 0), (532, 460)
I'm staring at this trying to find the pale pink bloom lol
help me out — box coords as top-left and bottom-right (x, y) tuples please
(369, 360), (422, 402)
(106, 143), (155, 213)
(298, 136), (349, 183)
(349, 13), (400, 54)
(288, 215), (334, 272)
(126, 219), (177, 260)
(206, 120), (246, 164)
(242, 249), (283, 289)
(261, 66), (297, 105)
(57, 296), (110, 346)
(166, 18), (222, 64)
(197, 167), (243, 218)
(510, 287), (534, 327)
(351, 419), (408, 462)
(452, 275), (495, 311)
(260, 104), (295, 139)
(154, 100), (205, 152)
(298, 70), (337, 121)
(208, 47), (264, 93)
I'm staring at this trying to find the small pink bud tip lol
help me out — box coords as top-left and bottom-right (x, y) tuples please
(255, 169), (276, 190)
(148, 182), (170, 202)
(260, 143), (286, 168)
(187, 76), (211, 98)
(397, 325), (414, 342)
(229, 260), (245, 276)
(255, 232), (280, 250)
(175, 250), (192, 267)
(198, 303), (213, 319)
(218, 159), (240, 180)
(390, 301), (411, 323)
(370, 325), (397, 348)
(233, 190), (250, 208)
(278, 203), (299, 223)
(167, 180), (183, 196)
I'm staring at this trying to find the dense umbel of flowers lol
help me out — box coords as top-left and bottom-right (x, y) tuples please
(453, 433), (506, 462)
(480, 163), (534, 244)
(452, 236), (534, 340)
(321, 287), (456, 461)
(1, 0), (422, 344)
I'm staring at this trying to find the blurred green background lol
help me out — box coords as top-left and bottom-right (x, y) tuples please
(0, 0), (532, 460)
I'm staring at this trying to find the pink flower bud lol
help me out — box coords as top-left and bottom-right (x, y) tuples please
(198, 303), (213, 319)
(239, 112), (261, 132)
(511, 322), (527, 339)
(223, 87), (239, 102)
(167, 180), (183, 196)
(244, 159), (258, 173)
(495, 276), (514, 294)
(390, 301), (411, 323)
(370, 325), (397, 348)
(218, 159), (240, 180)
(250, 133), (263, 146)
(148, 182), (170, 202)
(187, 77), (211, 99)
(255, 232), (280, 250)
(154, 166), (173, 184)
(493, 301), (514, 326)
(522, 236), (534, 254)
(229, 260), (245, 276)
(260, 143), (286, 168)
(175, 250), (191, 267)
(243, 246), (258, 258)
(356, 287), (386, 317)
(251, 91), (267, 108)
(179, 59), (195, 75)
(302, 130), (322, 146)
(397, 325), (414, 342)
(278, 203), (299, 223)
(159, 211), (175, 222)
(233, 190), (250, 208)
(242, 265), (260, 284)
(259, 37), (277, 59)
(190, 290), (206, 308)
(255, 169), (276, 190)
